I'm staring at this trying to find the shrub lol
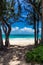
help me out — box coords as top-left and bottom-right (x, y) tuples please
(25, 45), (43, 63)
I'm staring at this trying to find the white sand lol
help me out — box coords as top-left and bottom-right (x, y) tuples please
(1, 38), (40, 65)
(1, 38), (35, 65)
(3, 38), (35, 46)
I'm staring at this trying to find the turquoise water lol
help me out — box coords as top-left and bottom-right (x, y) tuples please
(2, 34), (41, 39)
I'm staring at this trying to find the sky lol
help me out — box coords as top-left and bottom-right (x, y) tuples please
(3, 0), (41, 35)
(10, 0), (41, 35)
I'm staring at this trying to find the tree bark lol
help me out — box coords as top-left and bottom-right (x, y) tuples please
(36, 15), (39, 44)
(5, 25), (11, 47)
(34, 20), (37, 45)
(2, 18), (11, 48)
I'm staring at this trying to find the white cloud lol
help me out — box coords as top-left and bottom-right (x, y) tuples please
(20, 27), (34, 32)
(11, 27), (34, 34)
(12, 27), (19, 31)
(2, 27), (41, 35)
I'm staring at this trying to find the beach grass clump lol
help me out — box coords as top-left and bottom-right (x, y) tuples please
(25, 45), (43, 63)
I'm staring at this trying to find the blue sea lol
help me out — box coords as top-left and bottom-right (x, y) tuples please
(2, 34), (41, 39)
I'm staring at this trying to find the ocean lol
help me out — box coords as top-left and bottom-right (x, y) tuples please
(2, 34), (41, 39)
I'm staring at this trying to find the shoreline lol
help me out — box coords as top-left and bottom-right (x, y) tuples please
(3, 38), (35, 46)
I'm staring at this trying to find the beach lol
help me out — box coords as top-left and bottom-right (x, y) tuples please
(1, 38), (40, 65)
(3, 38), (35, 46)
(0, 38), (35, 65)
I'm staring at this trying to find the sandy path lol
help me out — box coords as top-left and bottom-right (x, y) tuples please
(0, 38), (36, 65)
(0, 45), (35, 65)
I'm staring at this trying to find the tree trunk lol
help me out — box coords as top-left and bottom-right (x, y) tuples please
(33, 0), (38, 46)
(36, 15), (39, 44)
(5, 36), (10, 47)
(4, 24), (11, 47)
(34, 20), (37, 45)
(41, 0), (43, 43)
(5, 26), (11, 47)
(2, 18), (11, 48)
(3, 24), (11, 48)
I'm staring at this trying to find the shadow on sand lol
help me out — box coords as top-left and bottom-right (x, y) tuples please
(0, 45), (43, 65)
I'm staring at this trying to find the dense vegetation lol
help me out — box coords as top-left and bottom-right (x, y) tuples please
(25, 45), (43, 63)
